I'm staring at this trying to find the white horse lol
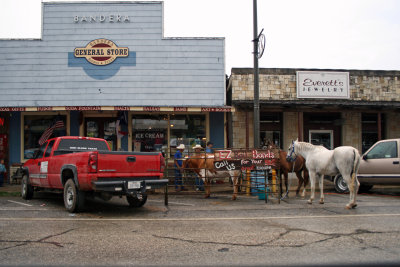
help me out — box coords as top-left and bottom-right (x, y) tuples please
(286, 140), (360, 209)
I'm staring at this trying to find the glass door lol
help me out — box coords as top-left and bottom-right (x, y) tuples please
(309, 130), (333, 149)
(85, 118), (117, 151)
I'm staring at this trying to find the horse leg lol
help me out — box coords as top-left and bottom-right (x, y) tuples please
(308, 171), (316, 204)
(345, 173), (359, 209)
(318, 174), (324, 204)
(281, 171), (288, 197)
(231, 174), (239, 200)
(203, 177), (211, 198)
(302, 170), (309, 198)
(295, 171), (303, 197)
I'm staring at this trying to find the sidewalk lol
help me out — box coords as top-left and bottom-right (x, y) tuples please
(0, 183), (21, 194)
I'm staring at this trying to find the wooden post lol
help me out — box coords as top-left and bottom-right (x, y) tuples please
(377, 112), (382, 141)
(298, 111), (304, 141)
(245, 111), (249, 149)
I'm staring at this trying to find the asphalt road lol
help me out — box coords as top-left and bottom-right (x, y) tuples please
(1, 182), (400, 266)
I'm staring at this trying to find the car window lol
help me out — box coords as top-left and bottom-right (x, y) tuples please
(44, 140), (55, 157)
(366, 141), (398, 159)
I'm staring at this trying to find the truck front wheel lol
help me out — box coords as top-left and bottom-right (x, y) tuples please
(63, 179), (85, 212)
(21, 175), (34, 200)
(127, 195), (147, 208)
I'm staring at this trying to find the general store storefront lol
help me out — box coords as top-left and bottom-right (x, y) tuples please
(0, 2), (230, 174)
(228, 68), (400, 153)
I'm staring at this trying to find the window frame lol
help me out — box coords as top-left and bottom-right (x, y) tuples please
(21, 111), (70, 163)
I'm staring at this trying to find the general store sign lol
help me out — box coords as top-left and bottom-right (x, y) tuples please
(74, 39), (129, 66)
(297, 71), (350, 99)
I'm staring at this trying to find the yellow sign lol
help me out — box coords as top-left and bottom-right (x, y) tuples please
(74, 39), (129, 66)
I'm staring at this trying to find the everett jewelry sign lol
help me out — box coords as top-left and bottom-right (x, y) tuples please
(296, 71), (350, 99)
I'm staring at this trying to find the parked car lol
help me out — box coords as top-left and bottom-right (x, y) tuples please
(21, 136), (167, 212)
(333, 139), (400, 193)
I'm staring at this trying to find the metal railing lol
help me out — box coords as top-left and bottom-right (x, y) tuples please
(161, 147), (282, 203)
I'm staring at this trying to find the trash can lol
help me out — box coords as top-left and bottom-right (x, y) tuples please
(251, 170), (269, 199)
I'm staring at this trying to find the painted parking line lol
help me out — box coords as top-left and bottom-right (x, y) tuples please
(0, 207), (47, 211)
(0, 213), (399, 221)
(7, 200), (33, 207)
(148, 200), (195, 206)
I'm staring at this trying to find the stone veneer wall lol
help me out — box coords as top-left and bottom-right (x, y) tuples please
(231, 69), (400, 102)
(232, 110), (253, 148)
(385, 112), (400, 139)
(341, 112), (362, 151)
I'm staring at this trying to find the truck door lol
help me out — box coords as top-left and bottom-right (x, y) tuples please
(41, 140), (56, 187)
(28, 143), (47, 187)
(359, 140), (400, 182)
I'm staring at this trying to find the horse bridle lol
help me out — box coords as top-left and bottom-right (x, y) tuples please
(287, 140), (297, 162)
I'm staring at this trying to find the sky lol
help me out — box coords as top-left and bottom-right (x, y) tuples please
(1, 0), (400, 74)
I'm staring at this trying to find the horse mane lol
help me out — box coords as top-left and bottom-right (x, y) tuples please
(296, 141), (327, 152)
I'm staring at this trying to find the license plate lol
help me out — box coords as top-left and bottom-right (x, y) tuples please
(128, 181), (141, 189)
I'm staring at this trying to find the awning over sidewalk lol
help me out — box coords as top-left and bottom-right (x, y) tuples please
(0, 106), (235, 112)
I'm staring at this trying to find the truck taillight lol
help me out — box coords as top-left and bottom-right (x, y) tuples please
(88, 152), (98, 173)
(160, 153), (165, 173)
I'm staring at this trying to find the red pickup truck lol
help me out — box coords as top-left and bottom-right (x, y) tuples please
(21, 136), (167, 212)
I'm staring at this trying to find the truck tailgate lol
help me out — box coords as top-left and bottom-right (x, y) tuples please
(96, 151), (161, 177)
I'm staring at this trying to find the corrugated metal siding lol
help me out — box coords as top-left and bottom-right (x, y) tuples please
(0, 2), (225, 107)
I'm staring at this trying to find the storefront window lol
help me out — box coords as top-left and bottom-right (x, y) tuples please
(24, 115), (67, 159)
(260, 113), (282, 148)
(170, 114), (206, 153)
(131, 114), (206, 156)
(132, 115), (168, 153)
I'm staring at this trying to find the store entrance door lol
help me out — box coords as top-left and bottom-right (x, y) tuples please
(309, 130), (333, 149)
(85, 117), (117, 151)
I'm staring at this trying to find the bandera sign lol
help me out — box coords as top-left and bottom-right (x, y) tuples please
(74, 38), (129, 66)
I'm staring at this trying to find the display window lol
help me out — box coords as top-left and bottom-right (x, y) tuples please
(131, 114), (206, 157)
(132, 114), (168, 153)
(170, 114), (206, 153)
(22, 113), (68, 160)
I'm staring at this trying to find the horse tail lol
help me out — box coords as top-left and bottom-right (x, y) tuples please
(350, 148), (361, 190)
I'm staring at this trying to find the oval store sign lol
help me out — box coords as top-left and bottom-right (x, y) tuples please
(74, 39), (129, 66)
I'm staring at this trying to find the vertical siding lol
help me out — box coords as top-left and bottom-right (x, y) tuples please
(0, 2), (225, 107)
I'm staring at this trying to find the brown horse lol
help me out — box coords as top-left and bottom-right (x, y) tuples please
(184, 154), (241, 200)
(279, 150), (309, 198)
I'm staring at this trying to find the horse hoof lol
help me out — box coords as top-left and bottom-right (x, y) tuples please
(345, 203), (357, 209)
(307, 200), (313, 205)
(232, 196), (237, 201)
(319, 200), (324, 204)
(204, 195), (210, 199)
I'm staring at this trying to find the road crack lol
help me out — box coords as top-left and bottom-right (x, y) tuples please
(0, 228), (75, 251)
(153, 228), (400, 249)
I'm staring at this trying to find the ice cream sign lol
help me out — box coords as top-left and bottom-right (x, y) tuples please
(74, 39), (129, 66)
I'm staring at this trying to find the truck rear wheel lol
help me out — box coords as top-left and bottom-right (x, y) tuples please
(21, 175), (34, 200)
(63, 179), (85, 212)
(127, 195), (147, 208)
